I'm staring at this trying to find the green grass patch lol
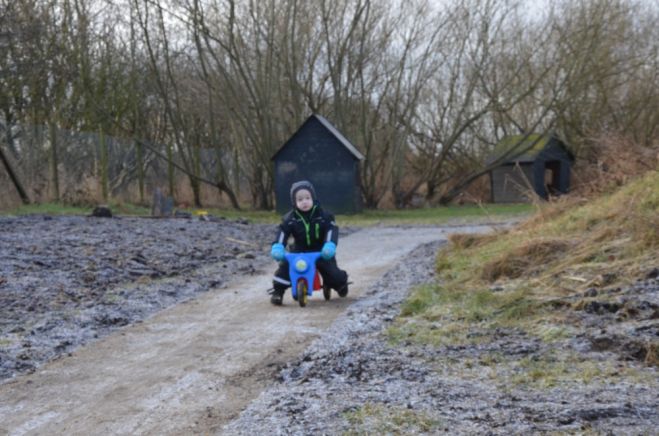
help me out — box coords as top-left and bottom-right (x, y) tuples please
(391, 283), (543, 347)
(198, 207), (280, 224)
(421, 344), (654, 389)
(338, 203), (532, 226)
(532, 323), (574, 343)
(3, 201), (532, 225)
(110, 201), (151, 216)
(1, 201), (151, 217)
(402, 284), (538, 324)
(3, 202), (94, 216)
(506, 353), (651, 388)
(344, 403), (440, 435)
(200, 203), (532, 225)
(388, 318), (478, 348)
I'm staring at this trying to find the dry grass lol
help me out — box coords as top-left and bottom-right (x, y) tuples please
(437, 170), (659, 292)
(571, 133), (658, 198)
(447, 232), (503, 250)
(645, 343), (659, 367)
(513, 169), (658, 287)
(481, 238), (574, 282)
(398, 169), (659, 363)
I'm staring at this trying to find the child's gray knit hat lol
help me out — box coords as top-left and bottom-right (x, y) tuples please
(290, 180), (317, 206)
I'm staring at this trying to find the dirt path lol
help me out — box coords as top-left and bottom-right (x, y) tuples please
(0, 226), (493, 435)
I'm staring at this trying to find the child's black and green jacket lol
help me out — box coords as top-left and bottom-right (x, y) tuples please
(273, 203), (339, 253)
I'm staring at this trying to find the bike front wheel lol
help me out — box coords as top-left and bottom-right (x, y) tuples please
(297, 279), (308, 307)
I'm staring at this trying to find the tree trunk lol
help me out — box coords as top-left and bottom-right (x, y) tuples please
(48, 120), (60, 202)
(136, 140), (145, 204)
(166, 142), (175, 198)
(217, 180), (241, 210)
(192, 143), (201, 207)
(100, 129), (109, 201)
(0, 145), (30, 204)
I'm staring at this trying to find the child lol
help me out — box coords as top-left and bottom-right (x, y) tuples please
(269, 180), (349, 305)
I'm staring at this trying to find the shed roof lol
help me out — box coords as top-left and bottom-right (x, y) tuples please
(487, 134), (551, 165)
(271, 114), (365, 161)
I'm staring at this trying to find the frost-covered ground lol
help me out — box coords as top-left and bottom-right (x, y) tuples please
(0, 214), (272, 381)
(1, 215), (656, 434)
(224, 241), (659, 435)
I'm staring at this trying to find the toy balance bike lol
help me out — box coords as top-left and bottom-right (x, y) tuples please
(284, 251), (332, 307)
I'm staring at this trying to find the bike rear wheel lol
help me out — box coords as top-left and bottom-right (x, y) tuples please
(322, 283), (331, 301)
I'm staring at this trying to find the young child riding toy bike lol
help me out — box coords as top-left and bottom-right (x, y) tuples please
(269, 180), (349, 305)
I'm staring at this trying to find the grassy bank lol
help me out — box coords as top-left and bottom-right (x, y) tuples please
(391, 170), (659, 361)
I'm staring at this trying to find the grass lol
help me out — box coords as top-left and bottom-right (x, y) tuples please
(506, 352), (656, 388)
(2, 201), (532, 225)
(1, 201), (150, 217)
(3, 202), (95, 216)
(344, 403), (440, 434)
(391, 170), (659, 367)
(509, 354), (598, 388)
(337, 203), (532, 226)
(389, 284), (541, 348)
(449, 170), (656, 290)
(182, 203), (532, 225)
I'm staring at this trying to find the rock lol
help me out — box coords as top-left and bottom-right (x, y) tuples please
(584, 288), (598, 297)
(174, 211), (192, 219)
(583, 300), (621, 314)
(578, 407), (621, 421)
(590, 335), (616, 351)
(645, 268), (659, 279)
(91, 205), (112, 218)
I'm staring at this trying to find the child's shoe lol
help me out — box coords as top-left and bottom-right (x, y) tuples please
(270, 288), (284, 305)
(337, 283), (349, 297)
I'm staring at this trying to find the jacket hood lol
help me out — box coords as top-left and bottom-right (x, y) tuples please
(290, 180), (317, 206)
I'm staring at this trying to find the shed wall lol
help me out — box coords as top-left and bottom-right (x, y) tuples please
(491, 164), (535, 203)
(274, 118), (362, 214)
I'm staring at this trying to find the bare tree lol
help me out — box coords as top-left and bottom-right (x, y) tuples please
(389, 0), (569, 206)
(0, 1), (31, 203)
(547, 0), (659, 151)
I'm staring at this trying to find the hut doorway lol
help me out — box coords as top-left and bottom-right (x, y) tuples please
(544, 161), (562, 196)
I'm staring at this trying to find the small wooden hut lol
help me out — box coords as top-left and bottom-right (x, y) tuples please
(272, 114), (364, 214)
(487, 134), (574, 203)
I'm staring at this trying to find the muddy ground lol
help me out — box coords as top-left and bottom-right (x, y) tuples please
(0, 214), (274, 381)
(0, 215), (657, 434)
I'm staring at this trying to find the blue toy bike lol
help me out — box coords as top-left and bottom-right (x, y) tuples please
(284, 251), (332, 307)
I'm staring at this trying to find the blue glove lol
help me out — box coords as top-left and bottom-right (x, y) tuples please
(321, 242), (336, 260)
(271, 243), (285, 261)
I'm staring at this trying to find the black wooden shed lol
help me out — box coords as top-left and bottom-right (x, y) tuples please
(487, 135), (574, 203)
(272, 114), (364, 214)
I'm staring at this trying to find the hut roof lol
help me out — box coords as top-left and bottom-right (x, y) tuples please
(271, 114), (365, 161)
(487, 134), (552, 165)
